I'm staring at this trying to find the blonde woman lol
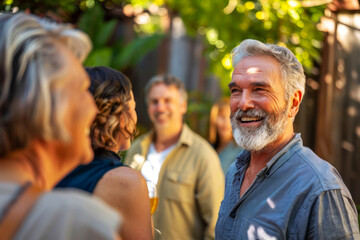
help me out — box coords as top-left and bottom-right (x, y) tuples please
(208, 97), (242, 174)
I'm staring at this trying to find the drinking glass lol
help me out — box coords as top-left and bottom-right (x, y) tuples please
(147, 181), (158, 215)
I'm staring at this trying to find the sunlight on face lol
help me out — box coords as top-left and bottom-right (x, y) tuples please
(247, 67), (260, 74)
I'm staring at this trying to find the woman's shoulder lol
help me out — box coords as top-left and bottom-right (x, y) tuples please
(43, 188), (112, 207)
(37, 188), (120, 223)
(98, 166), (147, 194)
(15, 188), (121, 239)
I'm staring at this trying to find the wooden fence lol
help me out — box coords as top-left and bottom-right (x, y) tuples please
(314, 9), (360, 204)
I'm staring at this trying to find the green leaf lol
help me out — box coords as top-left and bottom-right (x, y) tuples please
(113, 34), (164, 70)
(83, 48), (112, 67)
(78, 2), (104, 40)
(93, 19), (117, 48)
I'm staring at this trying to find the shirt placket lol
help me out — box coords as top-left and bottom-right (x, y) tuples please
(229, 168), (266, 222)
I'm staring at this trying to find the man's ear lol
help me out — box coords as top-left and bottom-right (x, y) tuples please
(181, 100), (188, 115)
(288, 90), (302, 118)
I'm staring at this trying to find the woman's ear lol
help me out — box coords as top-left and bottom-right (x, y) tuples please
(288, 90), (302, 118)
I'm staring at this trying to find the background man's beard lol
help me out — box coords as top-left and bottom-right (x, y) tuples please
(231, 106), (288, 151)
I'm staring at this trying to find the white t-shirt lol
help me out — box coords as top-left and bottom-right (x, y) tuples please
(141, 143), (176, 185)
(0, 183), (121, 240)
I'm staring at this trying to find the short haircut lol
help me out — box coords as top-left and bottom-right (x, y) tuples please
(0, 13), (91, 157)
(86, 66), (137, 150)
(231, 39), (306, 101)
(144, 74), (188, 104)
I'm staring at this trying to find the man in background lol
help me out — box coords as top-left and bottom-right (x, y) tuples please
(125, 75), (224, 240)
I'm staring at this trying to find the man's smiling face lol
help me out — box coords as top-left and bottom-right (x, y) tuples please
(229, 55), (290, 151)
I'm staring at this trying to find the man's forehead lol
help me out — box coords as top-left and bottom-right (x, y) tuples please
(233, 55), (279, 71)
(148, 84), (179, 97)
(150, 83), (178, 93)
(232, 57), (281, 82)
(232, 66), (265, 76)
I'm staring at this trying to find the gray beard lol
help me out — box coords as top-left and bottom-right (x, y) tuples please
(231, 106), (288, 151)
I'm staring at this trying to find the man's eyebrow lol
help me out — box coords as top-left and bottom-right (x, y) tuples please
(228, 82), (237, 88)
(228, 81), (270, 88)
(252, 81), (270, 87)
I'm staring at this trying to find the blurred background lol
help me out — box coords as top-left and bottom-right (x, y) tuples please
(1, 0), (359, 208)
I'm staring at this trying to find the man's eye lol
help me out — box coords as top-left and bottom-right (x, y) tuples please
(230, 89), (241, 94)
(254, 88), (266, 92)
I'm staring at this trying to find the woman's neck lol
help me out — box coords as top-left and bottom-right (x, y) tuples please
(0, 140), (70, 190)
(0, 153), (38, 185)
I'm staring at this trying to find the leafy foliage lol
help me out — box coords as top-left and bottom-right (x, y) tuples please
(78, 3), (117, 49)
(186, 90), (215, 137)
(163, 0), (325, 94)
(1, 0), (81, 22)
(78, 2), (164, 70)
(2, 0), (325, 93)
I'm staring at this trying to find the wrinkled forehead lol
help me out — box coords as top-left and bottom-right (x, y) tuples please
(231, 55), (282, 84)
(233, 55), (280, 74)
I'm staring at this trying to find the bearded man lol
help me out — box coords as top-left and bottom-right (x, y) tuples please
(215, 39), (359, 240)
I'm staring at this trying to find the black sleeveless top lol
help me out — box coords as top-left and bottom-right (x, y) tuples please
(56, 149), (124, 193)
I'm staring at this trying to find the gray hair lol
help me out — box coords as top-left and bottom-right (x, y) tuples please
(231, 39), (305, 101)
(144, 74), (188, 104)
(0, 13), (92, 157)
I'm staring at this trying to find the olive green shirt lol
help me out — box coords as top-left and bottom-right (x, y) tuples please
(124, 124), (224, 240)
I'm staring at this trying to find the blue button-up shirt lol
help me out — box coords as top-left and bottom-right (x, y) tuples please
(215, 134), (359, 239)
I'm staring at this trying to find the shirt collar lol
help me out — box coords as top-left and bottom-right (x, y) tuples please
(144, 123), (192, 149)
(264, 133), (302, 176)
(235, 150), (251, 170)
(177, 124), (192, 147)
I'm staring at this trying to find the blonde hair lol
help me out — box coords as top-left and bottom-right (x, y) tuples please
(0, 13), (92, 157)
(208, 97), (231, 147)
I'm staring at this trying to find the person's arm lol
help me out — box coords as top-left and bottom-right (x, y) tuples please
(94, 167), (153, 240)
(196, 149), (225, 240)
(307, 189), (359, 239)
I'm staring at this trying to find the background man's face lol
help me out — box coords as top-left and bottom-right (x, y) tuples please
(229, 55), (290, 151)
(147, 83), (187, 132)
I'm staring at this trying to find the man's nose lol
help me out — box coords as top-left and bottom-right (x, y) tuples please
(237, 91), (254, 111)
(155, 101), (165, 111)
